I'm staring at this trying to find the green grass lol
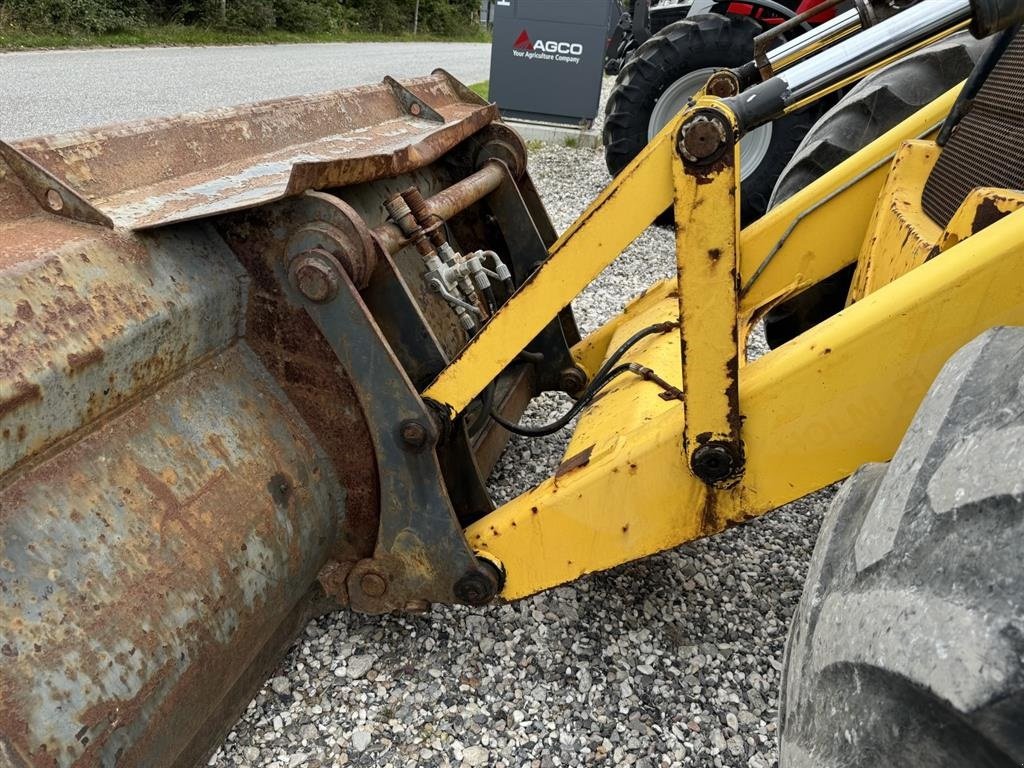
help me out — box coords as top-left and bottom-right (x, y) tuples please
(468, 80), (489, 100)
(0, 24), (491, 51)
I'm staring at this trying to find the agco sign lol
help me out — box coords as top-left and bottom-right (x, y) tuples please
(512, 29), (584, 63)
(535, 40), (584, 55)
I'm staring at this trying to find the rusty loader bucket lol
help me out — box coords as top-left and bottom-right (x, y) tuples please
(0, 72), (580, 767)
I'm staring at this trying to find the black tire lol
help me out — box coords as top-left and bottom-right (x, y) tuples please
(770, 32), (988, 207)
(763, 32), (988, 349)
(648, 4), (690, 35)
(780, 327), (1024, 768)
(603, 14), (819, 224)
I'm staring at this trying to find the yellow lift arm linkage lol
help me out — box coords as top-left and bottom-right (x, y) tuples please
(424, 84), (1024, 601)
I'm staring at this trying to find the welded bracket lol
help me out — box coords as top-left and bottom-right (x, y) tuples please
(673, 107), (745, 485)
(385, 76), (446, 122)
(0, 141), (113, 227)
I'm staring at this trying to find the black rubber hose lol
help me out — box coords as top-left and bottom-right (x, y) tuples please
(489, 363), (636, 437)
(483, 285), (498, 314)
(589, 321), (677, 386)
(937, 24), (1017, 145)
(490, 322), (676, 437)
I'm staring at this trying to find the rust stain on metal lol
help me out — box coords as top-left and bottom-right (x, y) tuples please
(699, 490), (720, 532)
(0, 218), (244, 478)
(0, 380), (42, 419)
(724, 351), (743, 440)
(317, 559), (354, 604)
(373, 161), (507, 255)
(206, 433), (232, 464)
(0, 141), (114, 228)
(66, 346), (105, 372)
(555, 444), (594, 477)
(217, 209), (381, 564)
(971, 195), (1011, 233)
(682, 152), (734, 185)
(0, 346), (342, 767)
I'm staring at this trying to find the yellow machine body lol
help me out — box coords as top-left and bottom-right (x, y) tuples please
(438, 85), (1024, 599)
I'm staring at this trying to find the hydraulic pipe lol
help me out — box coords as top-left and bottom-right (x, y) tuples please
(725, 0), (974, 131)
(373, 160), (507, 254)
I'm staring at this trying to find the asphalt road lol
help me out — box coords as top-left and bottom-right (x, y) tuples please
(0, 42), (491, 139)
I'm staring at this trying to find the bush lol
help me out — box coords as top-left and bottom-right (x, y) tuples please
(275, 0), (350, 33)
(224, 0), (274, 30)
(342, 0), (409, 34)
(0, 0), (481, 36)
(1, 0), (146, 33)
(325, 0), (478, 36)
(418, 0), (477, 36)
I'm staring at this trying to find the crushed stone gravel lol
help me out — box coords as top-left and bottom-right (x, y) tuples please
(210, 78), (836, 768)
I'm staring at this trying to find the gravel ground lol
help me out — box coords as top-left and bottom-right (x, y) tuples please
(209, 79), (837, 768)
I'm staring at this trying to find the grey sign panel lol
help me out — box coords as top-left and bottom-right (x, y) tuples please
(488, 0), (615, 126)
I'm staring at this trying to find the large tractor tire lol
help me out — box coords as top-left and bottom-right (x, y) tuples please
(779, 327), (1024, 768)
(603, 14), (819, 224)
(763, 32), (988, 349)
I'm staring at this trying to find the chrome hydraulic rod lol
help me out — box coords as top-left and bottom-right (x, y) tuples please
(726, 0), (974, 130)
(758, 7), (862, 78)
(747, 1), (923, 83)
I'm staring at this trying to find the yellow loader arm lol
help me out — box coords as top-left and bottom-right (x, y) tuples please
(429, 3), (1024, 599)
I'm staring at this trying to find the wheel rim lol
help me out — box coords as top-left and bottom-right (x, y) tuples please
(647, 68), (773, 182)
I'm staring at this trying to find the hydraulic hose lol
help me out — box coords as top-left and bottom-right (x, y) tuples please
(491, 322), (677, 437)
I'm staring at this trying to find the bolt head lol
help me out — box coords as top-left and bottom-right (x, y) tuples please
(454, 558), (504, 606)
(399, 419), (430, 451)
(45, 188), (64, 212)
(454, 572), (493, 606)
(359, 572), (387, 598)
(289, 251), (340, 303)
(691, 442), (741, 483)
(558, 366), (587, 395)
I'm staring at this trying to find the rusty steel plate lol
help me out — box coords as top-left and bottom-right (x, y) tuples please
(1, 70), (496, 231)
(0, 344), (344, 766)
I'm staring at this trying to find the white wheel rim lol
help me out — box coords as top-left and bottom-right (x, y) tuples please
(647, 68), (773, 182)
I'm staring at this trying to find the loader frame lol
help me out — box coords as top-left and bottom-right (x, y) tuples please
(424, 84), (1024, 600)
